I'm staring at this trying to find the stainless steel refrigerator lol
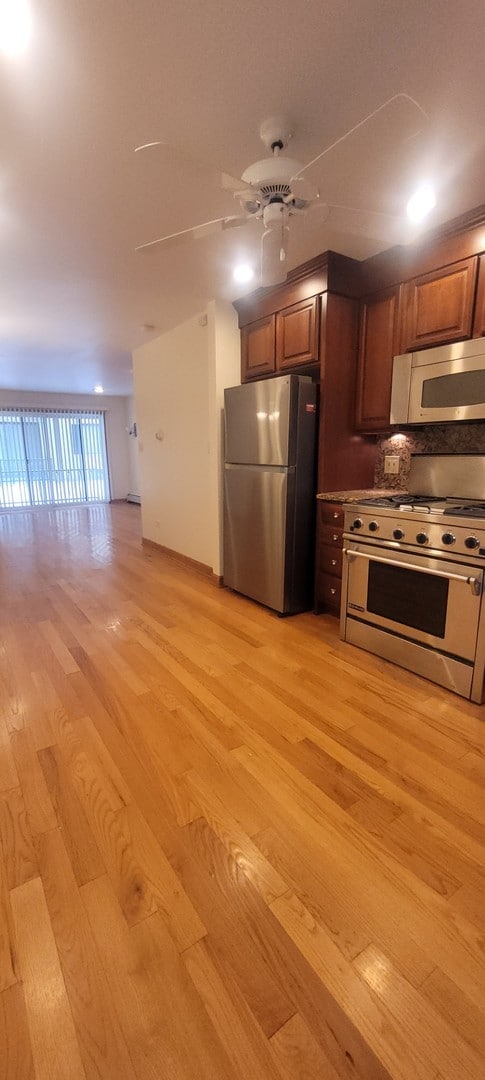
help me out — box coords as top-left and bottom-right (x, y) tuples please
(223, 374), (317, 614)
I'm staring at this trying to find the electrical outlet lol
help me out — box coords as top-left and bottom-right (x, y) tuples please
(384, 455), (400, 475)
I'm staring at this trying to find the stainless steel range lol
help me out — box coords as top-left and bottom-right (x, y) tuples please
(340, 455), (485, 703)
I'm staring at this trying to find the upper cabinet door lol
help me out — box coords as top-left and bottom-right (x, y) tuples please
(472, 253), (485, 337)
(241, 314), (276, 380)
(276, 297), (318, 369)
(355, 286), (401, 432)
(401, 257), (478, 351)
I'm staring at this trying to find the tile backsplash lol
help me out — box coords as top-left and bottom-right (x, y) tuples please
(374, 422), (485, 490)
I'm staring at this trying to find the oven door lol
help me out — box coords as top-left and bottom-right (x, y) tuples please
(341, 540), (483, 662)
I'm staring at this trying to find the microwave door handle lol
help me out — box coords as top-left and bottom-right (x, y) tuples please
(343, 548), (482, 596)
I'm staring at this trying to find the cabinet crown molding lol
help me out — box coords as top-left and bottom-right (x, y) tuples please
(233, 250), (362, 327)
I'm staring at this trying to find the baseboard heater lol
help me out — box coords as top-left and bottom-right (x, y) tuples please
(126, 493), (141, 504)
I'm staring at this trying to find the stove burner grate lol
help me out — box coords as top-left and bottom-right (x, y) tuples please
(446, 503), (485, 518)
(360, 495), (443, 509)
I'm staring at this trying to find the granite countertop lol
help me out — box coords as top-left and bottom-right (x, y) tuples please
(316, 489), (407, 503)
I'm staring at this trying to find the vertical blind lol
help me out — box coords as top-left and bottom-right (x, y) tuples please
(0, 408), (110, 509)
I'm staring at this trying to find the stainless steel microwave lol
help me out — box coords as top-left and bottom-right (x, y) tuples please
(390, 338), (485, 425)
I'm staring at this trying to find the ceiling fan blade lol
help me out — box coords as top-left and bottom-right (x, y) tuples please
(293, 93), (429, 183)
(135, 215), (248, 253)
(261, 225), (289, 287)
(134, 139), (247, 196)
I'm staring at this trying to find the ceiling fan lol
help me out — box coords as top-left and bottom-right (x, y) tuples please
(135, 94), (428, 288)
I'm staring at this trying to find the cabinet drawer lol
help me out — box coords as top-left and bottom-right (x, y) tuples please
(316, 572), (342, 613)
(319, 523), (343, 547)
(318, 502), (344, 526)
(318, 544), (343, 577)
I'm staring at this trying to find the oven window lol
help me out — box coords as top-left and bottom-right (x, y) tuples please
(367, 561), (448, 637)
(421, 369), (485, 408)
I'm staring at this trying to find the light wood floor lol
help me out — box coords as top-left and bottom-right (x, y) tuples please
(1, 502), (484, 1080)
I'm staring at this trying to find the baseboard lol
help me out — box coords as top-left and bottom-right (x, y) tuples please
(142, 537), (217, 581)
(126, 493), (141, 504)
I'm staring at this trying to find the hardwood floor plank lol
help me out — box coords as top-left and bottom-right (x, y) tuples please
(81, 874), (235, 1080)
(0, 983), (36, 1080)
(36, 827), (137, 1079)
(270, 1012), (343, 1080)
(9, 728), (57, 836)
(353, 943), (484, 1080)
(38, 745), (106, 886)
(0, 787), (38, 890)
(39, 619), (81, 675)
(184, 769), (288, 904)
(0, 854), (18, 991)
(270, 891), (432, 1080)
(81, 874), (185, 1080)
(235, 745), (435, 987)
(448, 882), (485, 930)
(421, 966), (485, 1061)
(0, 711), (18, 794)
(10, 876), (86, 1079)
(182, 937), (284, 1080)
(179, 818), (392, 1079)
(128, 911), (240, 1080)
(232, 743), (485, 1003)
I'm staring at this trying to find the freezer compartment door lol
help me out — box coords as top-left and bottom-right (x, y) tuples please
(224, 375), (297, 466)
(223, 464), (289, 612)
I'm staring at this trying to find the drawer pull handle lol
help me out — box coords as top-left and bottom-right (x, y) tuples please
(330, 588), (336, 595)
(333, 511), (339, 519)
(331, 559), (337, 567)
(332, 534), (339, 541)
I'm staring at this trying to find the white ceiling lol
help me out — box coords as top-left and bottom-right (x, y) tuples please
(2, 0), (485, 395)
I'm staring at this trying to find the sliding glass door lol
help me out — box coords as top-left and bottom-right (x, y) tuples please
(0, 409), (110, 508)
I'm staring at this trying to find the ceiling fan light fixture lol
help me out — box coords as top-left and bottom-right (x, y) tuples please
(0, 0), (32, 55)
(406, 183), (436, 223)
(233, 263), (254, 284)
(93, 384), (104, 394)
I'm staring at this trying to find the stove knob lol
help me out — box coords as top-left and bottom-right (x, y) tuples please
(393, 528), (405, 540)
(442, 532), (456, 546)
(352, 518), (363, 530)
(368, 521), (379, 532)
(465, 535), (480, 550)
(416, 531), (428, 545)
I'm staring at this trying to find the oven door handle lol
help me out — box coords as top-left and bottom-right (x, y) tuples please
(343, 548), (483, 596)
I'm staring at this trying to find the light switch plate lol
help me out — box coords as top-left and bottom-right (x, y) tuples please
(384, 455), (400, 475)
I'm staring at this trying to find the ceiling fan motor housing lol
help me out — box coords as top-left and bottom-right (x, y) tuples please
(240, 155), (311, 216)
(262, 202), (289, 228)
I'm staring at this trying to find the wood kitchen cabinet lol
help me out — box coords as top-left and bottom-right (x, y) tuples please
(276, 296), (318, 369)
(314, 500), (344, 615)
(400, 257), (478, 351)
(472, 253), (485, 336)
(241, 298), (318, 380)
(355, 286), (401, 433)
(240, 314), (275, 380)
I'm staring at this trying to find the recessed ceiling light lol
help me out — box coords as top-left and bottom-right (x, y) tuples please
(0, 0), (32, 56)
(93, 384), (104, 394)
(406, 183), (436, 223)
(233, 264), (254, 284)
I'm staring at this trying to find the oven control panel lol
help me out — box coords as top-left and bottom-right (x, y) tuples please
(346, 509), (485, 557)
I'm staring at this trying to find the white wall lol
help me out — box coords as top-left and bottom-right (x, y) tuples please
(207, 300), (241, 576)
(133, 314), (213, 565)
(132, 301), (240, 573)
(0, 390), (131, 500)
(124, 395), (141, 498)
